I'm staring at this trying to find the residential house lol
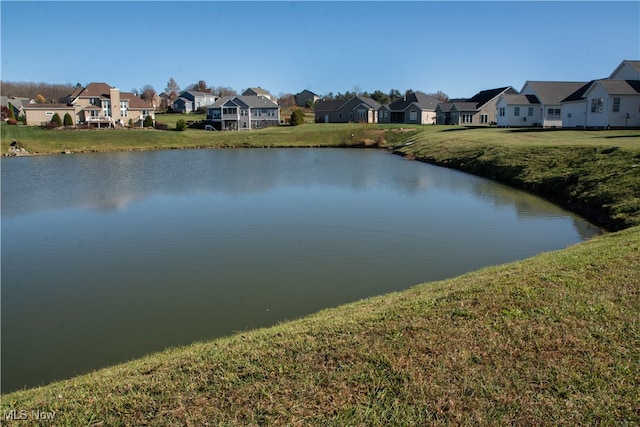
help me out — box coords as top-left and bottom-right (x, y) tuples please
(294, 90), (319, 108)
(382, 92), (439, 125)
(1, 96), (35, 118)
(314, 96), (381, 123)
(496, 81), (586, 128)
(435, 102), (453, 125)
(24, 82), (155, 127)
(446, 87), (517, 125)
(242, 87), (277, 103)
(561, 60), (640, 128)
(171, 91), (218, 113)
(206, 95), (280, 130)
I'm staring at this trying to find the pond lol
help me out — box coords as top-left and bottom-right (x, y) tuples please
(1, 148), (600, 392)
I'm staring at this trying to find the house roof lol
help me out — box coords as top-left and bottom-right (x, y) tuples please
(315, 99), (346, 112)
(450, 101), (478, 112)
(522, 81), (587, 105)
(210, 95), (278, 109)
(23, 103), (75, 110)
(348, 96), (382, 111)
(500, 94), (540, 105)
(70, 82), (113, 98)
(562, 81), (596, 102)
(120, 92), (154, 109)
(436, 102), (453, 113)
(243, 87), (272, 96)
(389, 92), (439, 111)
(609, 60), (640, 79)
(596, 79), (640, 95)
(467, 86), (516, 108)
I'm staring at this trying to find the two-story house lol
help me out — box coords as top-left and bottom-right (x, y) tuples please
(24, 82), (155, 127)
(171, 91), (218, 113)
(206, 95), (280, 130)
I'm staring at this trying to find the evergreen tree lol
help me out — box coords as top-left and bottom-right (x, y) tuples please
(51, 113), (62, 127)
(63, 113), (73, 126)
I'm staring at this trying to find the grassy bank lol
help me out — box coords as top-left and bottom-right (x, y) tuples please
(1, 123), (639, 425)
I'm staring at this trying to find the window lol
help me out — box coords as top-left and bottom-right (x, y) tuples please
(120, 100), (128, 118)
(409, 110), (417, 121)
(591, 98), (604, 113)
(547, 108), (561, 118)
(499, 107), (505, 117)
(528, 107), (534, 116)
(480, 114), (488, 124)
(223, 107), (237, 115)
(102, 100), (111, 117)
(613, 97), (620, 113)
(462, 114), (473, 123)
(514, 107), (520, 117)
(357, 109), (366, 120)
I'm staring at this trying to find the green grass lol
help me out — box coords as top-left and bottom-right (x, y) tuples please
(1, 123), (639, 425)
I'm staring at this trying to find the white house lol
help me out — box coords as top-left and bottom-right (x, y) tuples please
(561, 60), (640, 128)
(496, 81), (586, 128)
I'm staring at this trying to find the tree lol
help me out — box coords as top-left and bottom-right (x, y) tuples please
(370, 90), (390, 105)
(144, 115), (154, 127)
(212, 85), (236, 97)
(140, 85), (157, 102)
(34, 94), (46, 104)
(1, 106), (10, 120)
(290, 109), (305, 126)
(51, 113), (62, 127)
(63, 113), (73, 126)
(7, 103), (16, 120)
(186, 80), (209, 93)
(428, 90), (449, 102)
(278, 94), (296, 108)
(388, 89), (402, 102)
(176, 119), (187, 131)
(165, 77), (180, 96)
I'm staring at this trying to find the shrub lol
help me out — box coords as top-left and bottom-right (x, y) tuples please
(51, 113), (62, 127)
(128, 119), (134, 128)
(63, 113), (73, 126)
(290, 109), (305, 126)
(176, 119), (187, 131)
(7, 118), (18, 125)
(144, 115), (154, 127)
(155, 122), (168, 131)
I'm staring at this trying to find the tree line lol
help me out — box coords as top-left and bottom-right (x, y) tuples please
(1, 77), (450, 109)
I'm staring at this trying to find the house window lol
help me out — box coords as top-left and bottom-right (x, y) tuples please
(480, 114), (488, 124)
(462, 114), (473, 123)
(528, 107), (534, 116)
(591, 98), (604, 113)
(499, 107), (505, 117)
(357, 109), (366, 120)
(102, 100), (111, 117)
(409, 110), (417, 121)
(547, 108), (561, 118)
(514, 107), (520, 116)
(613, 97), (620, 112)
(223, 107), (237, 115)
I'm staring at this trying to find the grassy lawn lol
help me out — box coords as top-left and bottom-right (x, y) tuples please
(1, 122), (639, 425)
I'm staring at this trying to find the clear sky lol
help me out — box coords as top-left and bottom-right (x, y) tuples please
(1, 1), (638, 99)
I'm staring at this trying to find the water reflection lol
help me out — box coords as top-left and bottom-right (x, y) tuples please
(1, 149), (601, 392)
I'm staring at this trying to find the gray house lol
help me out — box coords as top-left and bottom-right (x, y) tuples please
(380, 92), (439, 125)
(314, 96), (381, 123)
(294, 90), (319, 107)
(206, 95), (280, 130)
(172, 91), (218, 113)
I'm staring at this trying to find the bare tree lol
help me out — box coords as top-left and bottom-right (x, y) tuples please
(165, 77), (180, 96)
(278, 93), (296, 108)
(212, 86), (237, 97)
(427, 90), (449, 102)
(0, 81), (76, 103)
(186, 80), (210, 93)
(140, 85), (157, 102)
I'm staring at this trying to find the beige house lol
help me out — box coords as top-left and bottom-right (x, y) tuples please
(24, 82), (155, 127)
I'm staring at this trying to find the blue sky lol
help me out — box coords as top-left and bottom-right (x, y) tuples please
(1, 1), (638, 99)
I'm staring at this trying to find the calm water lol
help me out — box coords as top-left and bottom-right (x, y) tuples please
(1, 148), (600, 392)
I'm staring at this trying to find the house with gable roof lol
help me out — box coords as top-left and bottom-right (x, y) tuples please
(206, 95), (280, 130)
(294, 90), (319, 108)
(561, 60), (640, 128)
(242, 87), (277, 103)
(496, 81), (586, 128)
(171, 91), (218, 113)
(379, 92), (439, 125)
(24, 82), (155, 127)
(314, 96), (381, 123)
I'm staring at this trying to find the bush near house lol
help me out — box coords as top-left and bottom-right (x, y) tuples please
(176, 119), (187, 131)
(63, 113), (73, 126)
(144, 115), (154, 128)
(290, 109), (305, 126)
(51, 113), (62, 127)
